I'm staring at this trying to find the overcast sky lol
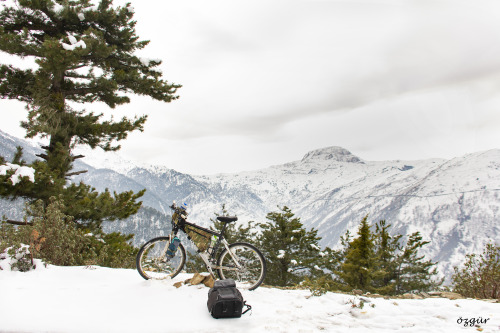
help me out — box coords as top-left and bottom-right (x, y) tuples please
(2, 0), (500, 174)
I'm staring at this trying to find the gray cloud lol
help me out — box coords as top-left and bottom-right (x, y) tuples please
(146, 0), (500, 143)
(3, 0), (500, 174)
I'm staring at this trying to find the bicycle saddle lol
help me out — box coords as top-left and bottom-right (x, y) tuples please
(217, 216), (238, 223)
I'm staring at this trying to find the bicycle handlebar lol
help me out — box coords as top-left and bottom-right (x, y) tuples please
(170, 201), (188, 223)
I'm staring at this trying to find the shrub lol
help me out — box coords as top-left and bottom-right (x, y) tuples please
(1, 197), (138, 269)
(452, 242), (499, 299)
(5, 244), (34, 272)
(24, 198), (96, 266)
(303, 276), (335, 296)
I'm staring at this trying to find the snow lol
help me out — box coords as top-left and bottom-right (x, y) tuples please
(310, 244), (320, 251)
(0, 163), (35, 185)
(139, 57), (161, 66)
(277, 250), (286, 259)
(62, 33), (87, 51)
(78, 12), (85, 21)
(52, 2), (64, 14)
(0, 244), (33, 270)
(62, 40), (86, 51)
(0, 263), (499, 333)
(0, 164), (11, 175)
(67, 34), (78, 45)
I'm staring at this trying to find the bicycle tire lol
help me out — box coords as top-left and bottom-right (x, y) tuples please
(136, 236), (186, 280)
(217, 242), (266, 291)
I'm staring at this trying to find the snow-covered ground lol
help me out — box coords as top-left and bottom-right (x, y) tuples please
(1, 261), (499, 333)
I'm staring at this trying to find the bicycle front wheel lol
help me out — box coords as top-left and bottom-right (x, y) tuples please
(217, 242), (266, 291)
(136, 236), (186, 280)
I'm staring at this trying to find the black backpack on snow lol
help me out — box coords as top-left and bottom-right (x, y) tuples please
(207, 279), (251, 319)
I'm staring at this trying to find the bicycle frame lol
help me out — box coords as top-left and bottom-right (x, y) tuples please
(168, 216), (242, 279)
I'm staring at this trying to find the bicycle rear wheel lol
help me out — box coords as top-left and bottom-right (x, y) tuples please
(136, 236), (186, 280)
(217, 242), (266, 291)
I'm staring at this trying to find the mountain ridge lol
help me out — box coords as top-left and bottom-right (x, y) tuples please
(300, 146), (364, 163)
(1, 129), (499, 282)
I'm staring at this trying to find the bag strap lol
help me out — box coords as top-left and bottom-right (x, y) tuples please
(242, 301), (252, 316)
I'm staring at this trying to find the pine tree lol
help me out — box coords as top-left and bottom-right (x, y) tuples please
(258, 206), (322, 287)
(332, 217), (441, 294)
(393, 231), (441, 294)
(371, 220), (401, 294)
(0, 0), (180, 228)
(337, 215), (375, 291)
(92, 231), (138, 268)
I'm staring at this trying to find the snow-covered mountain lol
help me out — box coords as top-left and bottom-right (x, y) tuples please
(1, 129), (499, 281)
(184, 146), (499, 280)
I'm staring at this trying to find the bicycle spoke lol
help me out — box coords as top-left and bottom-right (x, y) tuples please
(218, 243), (266, 290)
(137, 237), (186, 280)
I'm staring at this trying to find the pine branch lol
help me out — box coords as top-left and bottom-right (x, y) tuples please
(3, 220), (33, 226)
(68, 64), (90, 71)
(65, 73), (92, 79)
(36, 153), (48, 160)
(66, 170), (88, 177)
(289, 266), (308, 272)
(62, 86), (105, 97)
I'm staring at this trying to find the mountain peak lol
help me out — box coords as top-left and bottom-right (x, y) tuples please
(301, 146), (362, 163)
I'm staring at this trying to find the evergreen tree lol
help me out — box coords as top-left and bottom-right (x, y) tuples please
(0, 0), (180, 229)
(0, 145), (145, 230)
(337, 215), (375, 291)
(371, 220), (401, 294)
(184, 250), (206, 274)
(393, 231), (441, 294)
(258, 206), (322, 287)
(0, 0), (180, 176)
(329, 217), (440, 295)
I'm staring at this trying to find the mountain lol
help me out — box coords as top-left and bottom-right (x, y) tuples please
(188, 147), (499, 280)
(1, 129), (499, 281)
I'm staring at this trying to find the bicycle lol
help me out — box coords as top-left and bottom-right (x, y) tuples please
(136, 201), (267, 291)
